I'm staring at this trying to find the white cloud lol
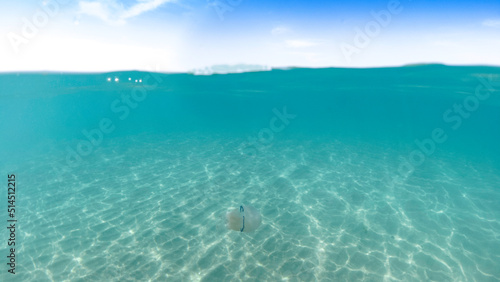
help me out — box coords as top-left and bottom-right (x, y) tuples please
(271, 26), (290, 35)
(79, 1), (116, 23)
(482, 19), (500, 28)
(285, 40), (317, 48)
(122, 0), (171, 19)
(79, 0), (174, 25)
(0, 35), (180, 72)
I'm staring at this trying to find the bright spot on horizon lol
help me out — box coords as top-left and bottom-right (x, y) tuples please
(114, 78), (119, 82)
(107, 77), (111, 82)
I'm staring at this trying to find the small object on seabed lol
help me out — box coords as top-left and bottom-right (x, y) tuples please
(226, 205), (261, 233)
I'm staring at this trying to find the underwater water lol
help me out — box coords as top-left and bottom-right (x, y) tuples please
(0, 65), (499, 281)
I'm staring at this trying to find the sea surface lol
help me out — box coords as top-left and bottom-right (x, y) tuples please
(0, 65), (499, 281)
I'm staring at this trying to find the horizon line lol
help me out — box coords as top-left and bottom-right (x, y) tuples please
(1, 63), (500, 75)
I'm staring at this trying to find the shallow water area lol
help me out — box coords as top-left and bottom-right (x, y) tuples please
(0, 133), (498, 281)
(0, 66), (499, 281)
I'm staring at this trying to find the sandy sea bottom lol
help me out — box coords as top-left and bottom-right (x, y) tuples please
(2, 133), (500, 281)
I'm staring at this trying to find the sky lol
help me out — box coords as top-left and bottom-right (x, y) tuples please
(1, 0), (499, 72)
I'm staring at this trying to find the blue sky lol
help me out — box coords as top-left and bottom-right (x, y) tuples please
(1, 0), (499, 72)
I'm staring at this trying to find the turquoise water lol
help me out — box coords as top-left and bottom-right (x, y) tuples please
(0, 65), (499, 281)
